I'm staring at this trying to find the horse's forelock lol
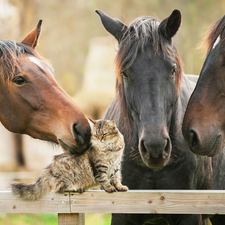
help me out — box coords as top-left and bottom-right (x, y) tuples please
(0, 40), (48, 82)
(116, 17), (160, 74)
(116, 16), (182, 89)
(115, 16), (183, 139)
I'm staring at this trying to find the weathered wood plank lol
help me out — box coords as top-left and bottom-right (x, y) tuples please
(58, 213), (85, 225)
(70, 190), (225, 214)
(0, 191), (70, 213)
(2, 190), (225, 215)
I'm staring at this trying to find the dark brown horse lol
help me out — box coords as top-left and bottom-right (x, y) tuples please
(182, 15), (225, 225)
(0, 20), (91, 154)
(182, 15), (225, 157)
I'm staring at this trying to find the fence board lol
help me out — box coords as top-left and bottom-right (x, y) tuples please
(1, 190), (225, 215)
(70, 190), (225, 214)
(0, 191), (70, 213)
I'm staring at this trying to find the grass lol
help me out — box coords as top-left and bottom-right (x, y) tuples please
(0, 214), (57, 225)
(0, 213), (213, 225)
(0, 213), (111, 225)
(86, 213), (111, 225)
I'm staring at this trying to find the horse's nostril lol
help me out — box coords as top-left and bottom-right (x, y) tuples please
(165, 138), (170, 153)
(163, 138), (171, 158)
(189, 128), (200, 150)
(72, 123), (85, 145)
(140, 140), (147, 154)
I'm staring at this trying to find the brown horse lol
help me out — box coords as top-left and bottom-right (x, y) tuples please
(0, 20), (91, 154)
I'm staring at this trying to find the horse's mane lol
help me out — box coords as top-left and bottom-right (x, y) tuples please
(199, 15), (225, 53)
(0, 39), (48, 81)
(115, 16), (183, 139)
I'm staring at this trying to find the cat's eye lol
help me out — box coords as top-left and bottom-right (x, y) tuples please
(103, 133), (107, 136)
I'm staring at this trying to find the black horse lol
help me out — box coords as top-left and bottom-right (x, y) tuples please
(96, 9), (225, 225)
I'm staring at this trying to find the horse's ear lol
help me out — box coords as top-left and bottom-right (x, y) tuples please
(21, 20), (42, 48)
(158, 9), (181, 40)
(95, 10), (127, 42)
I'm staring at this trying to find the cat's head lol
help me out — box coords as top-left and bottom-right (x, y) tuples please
(89, 118), (119, 143)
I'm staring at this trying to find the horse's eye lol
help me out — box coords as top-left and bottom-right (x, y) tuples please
(171, 65), (177, 78)
(121, 71), (130, 80)
(13, 76), (26, 85)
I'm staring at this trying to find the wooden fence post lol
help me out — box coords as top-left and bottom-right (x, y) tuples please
(58, 213), (85, 225)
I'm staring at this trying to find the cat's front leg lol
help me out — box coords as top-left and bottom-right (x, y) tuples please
(95, 171), (116, 193)
(112, 169), (128, 192)
(98, 177), (116, 193)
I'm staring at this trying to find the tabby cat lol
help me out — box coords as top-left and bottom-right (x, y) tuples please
(11, 119), (128, 201)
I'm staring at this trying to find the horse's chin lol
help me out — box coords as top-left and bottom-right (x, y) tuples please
(191, 135), (223, 157)
(58, 139), (91, 155)
(141, 156), (170, 169)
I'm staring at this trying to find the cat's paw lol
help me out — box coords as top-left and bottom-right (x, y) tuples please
(76, 188), (85, 193)
(116, 185), (129, 192)
(103, 185), (116, 193)
(66, 188), (85, 193)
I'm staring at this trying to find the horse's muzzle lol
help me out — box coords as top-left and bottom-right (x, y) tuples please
(139, 125), (172, 168)
(58, 123), (91, 154)
(182, 124), (223, 157)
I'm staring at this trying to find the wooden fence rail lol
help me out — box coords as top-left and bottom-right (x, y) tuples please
(1, 190), (225, 224)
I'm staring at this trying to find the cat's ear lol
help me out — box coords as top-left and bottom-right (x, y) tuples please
(111, 119), (116, 124)
(108, 119), (116, 126)
(88, 118), (97, 125)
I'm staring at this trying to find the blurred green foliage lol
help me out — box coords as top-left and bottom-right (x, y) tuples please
(0, 214), (57, 225)
(0, 213), (111, 225)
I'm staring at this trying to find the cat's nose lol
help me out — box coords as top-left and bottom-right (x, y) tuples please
(99, 137), (104, 142)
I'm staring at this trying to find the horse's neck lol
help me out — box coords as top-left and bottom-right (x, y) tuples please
(171, 73), (198, 139)
(185, 74), (199, 84)
(179, 73), (198, 109)
(103, 96), (121, 122)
